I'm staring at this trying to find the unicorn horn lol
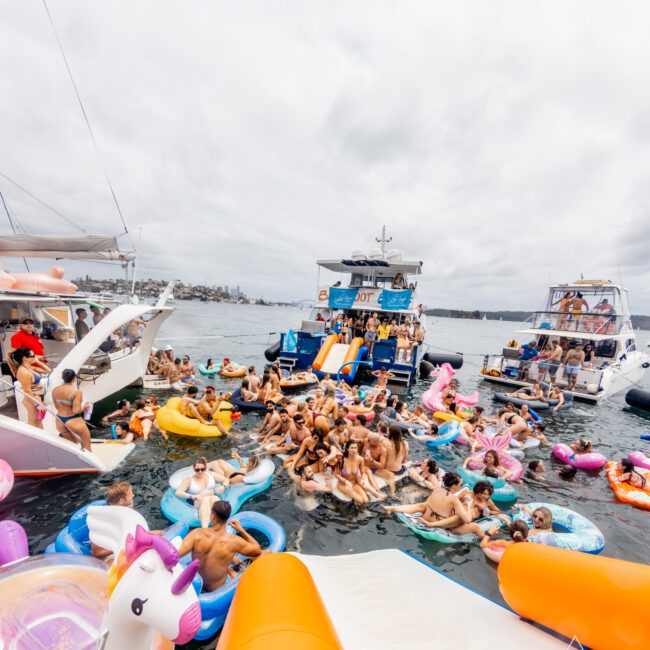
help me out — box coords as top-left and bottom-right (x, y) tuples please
(172, 560), (200, 595)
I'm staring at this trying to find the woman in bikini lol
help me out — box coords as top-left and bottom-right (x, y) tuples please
(464, 449), (512, 480)
(396, 322), (410, 363)
(285, 428), (325, 470)
(52, 368), (91, 450)
(616, 459), (648, 488)
(467, 481), (509, 523)
(480, 520), (529, 556)
(175, 456), (224, 528)
(384, 425), (409, 476)
(333, 440), (370, 504)
(497, 411), (529, 439)
(383, 472), (486, 538)
(409, 458), (444, 490)
(207, 451), (261, 487)
(129, 399), (158, 441)
(14, 347), (51, 429)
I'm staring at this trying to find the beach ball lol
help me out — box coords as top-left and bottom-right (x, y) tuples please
(0, 459), (14, 501)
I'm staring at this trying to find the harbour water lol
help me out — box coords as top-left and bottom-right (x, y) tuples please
(2, 302), (649, 646)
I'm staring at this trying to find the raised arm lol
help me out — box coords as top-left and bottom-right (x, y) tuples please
(230, 520), (262, 558)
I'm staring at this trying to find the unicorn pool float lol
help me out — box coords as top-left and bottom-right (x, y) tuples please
(421, 362), (478, 417)
(0, 505), (201, 649)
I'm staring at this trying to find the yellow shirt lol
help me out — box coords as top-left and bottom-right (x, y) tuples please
(377, 323), (390, 340)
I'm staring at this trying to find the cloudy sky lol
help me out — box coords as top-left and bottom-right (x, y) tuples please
(1, 1), (649, 311)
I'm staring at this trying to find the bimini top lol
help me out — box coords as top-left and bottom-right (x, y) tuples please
(0, 234), (135, 262)
(317, 257), (423, 276)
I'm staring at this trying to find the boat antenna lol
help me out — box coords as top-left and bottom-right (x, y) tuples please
(375, 224), (392, 259)
(41, 1), (131, 244)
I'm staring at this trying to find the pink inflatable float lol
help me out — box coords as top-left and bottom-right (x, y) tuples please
(0, 458), (14, 501)
(553, 443), (607, 470)
(421, 363), (478, 412)
(0, 270), (17, 289)
(9, 266), (78, 293)
(627, 451), (650, 470)
(466, 432), (524, 481)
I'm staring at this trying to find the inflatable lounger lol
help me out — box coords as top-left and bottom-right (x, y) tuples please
(161, 458), (275, 527)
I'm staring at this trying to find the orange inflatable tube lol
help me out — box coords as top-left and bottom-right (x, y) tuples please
(313, 334), (337, 371)
(340, 337), (363, 375)
(217, 553), (342, 650)
(499, 543), (650, 650)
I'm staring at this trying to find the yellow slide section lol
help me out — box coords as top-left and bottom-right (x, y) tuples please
(217, 553), (342, 650)
(499, 543), (650, 650)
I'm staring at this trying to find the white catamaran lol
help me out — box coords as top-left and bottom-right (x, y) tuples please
(0, 234), (173, 475)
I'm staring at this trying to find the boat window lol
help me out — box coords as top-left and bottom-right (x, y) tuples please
(594, 339), (617, 358)
(626, 339), (636, 352)
(350, 273), (364, 287)
(0, 301), (31, 326)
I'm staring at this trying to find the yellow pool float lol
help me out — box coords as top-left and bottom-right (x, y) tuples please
(156, 396), (233, 438)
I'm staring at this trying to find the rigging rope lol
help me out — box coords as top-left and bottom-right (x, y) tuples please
(41, 0), (130, 241)
(0, 170), (86, 233)
(0, 191), (30, 271)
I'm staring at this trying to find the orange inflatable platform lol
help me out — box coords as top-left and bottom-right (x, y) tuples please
(499, 543), (650, 650)
(217, 553), (342, 650)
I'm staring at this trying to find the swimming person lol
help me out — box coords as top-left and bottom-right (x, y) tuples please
(102, 399), (131, 422)
(514, 504), (553, 535)
(52, 369), (92, 451)
(616, 459), (647, 488)
(177, 501), (267, 591)
(175, 457), (225, 528)
(382, 472), (486, 539)
(480, 520), (530, 554)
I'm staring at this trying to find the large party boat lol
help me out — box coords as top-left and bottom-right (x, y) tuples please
(480, 279), (650, 403)
(0, 234), (173, 475)
(265, 227), (438, 389)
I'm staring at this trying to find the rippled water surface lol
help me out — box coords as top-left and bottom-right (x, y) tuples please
(3, 302), (649, 648)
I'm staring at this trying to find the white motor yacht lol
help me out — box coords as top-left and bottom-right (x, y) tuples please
(480, 279), (650, 403)
(0, 235), (173, 475)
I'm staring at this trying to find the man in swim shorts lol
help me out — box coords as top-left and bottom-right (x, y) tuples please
(179, 355), (195, 382)
(569, 292), (589, 330)
(177, 501), (266, 591)
(364, 312), (379, 356)
(564, 344), (585, 391)
(516, 340), (539, 382)
(181, 386), (217, 426)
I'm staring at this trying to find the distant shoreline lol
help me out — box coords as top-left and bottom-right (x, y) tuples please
(424, 308), (650, 330)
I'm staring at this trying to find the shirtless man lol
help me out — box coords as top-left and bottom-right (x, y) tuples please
(265, 412), (309, 455)
(348, 414), (371, 454)
(372, 367), (395, 388)
(162, 358), (183, 385)
(259, 407), (291, 446)
(255, 401), (281, 436)
(179, 355), (195, 382)
(547, 341), (563, 384)
(569, 292), (589, 330)
(564, 344), (585, 391)
(177, 501), (265, 591)
(364, 432), (396, 495)
(364, 312), (379, 356)
(247, 367), (261, 393)
(197, 386), (229, 435)
(181, 386), (215, 426)
(410, 321), (425, 361)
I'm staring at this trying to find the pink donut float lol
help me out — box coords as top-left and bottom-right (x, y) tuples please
(482, 542), (506, 564)
(553, 443), (606, 470)
(345, 409), (375, 424)
(0, 459), (14, 502)
(628, 451), (650, 470)
(466, 432), (523, 481)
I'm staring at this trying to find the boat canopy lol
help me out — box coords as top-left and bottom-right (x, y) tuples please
(317, 258), (423, 276)
(0, 235), (135, 262)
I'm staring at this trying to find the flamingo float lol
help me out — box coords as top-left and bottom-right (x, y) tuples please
(421, 362), (479, 412)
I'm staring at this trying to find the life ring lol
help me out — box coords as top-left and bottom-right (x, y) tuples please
(457, 466), (517, 504)
(155, 397), (233, 438)
(513, 502), (605, 553)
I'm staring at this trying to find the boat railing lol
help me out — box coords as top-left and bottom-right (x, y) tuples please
(0, 376), (87, 448)
(521, 310), (626, 336)
(481, 354), (604, 395)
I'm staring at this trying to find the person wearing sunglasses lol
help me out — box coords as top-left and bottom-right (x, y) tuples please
(175, 456), (225, 528)
(514, 504), (553, 535)
(10, 318), (50, 370)
(12, 347), (48, 428)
